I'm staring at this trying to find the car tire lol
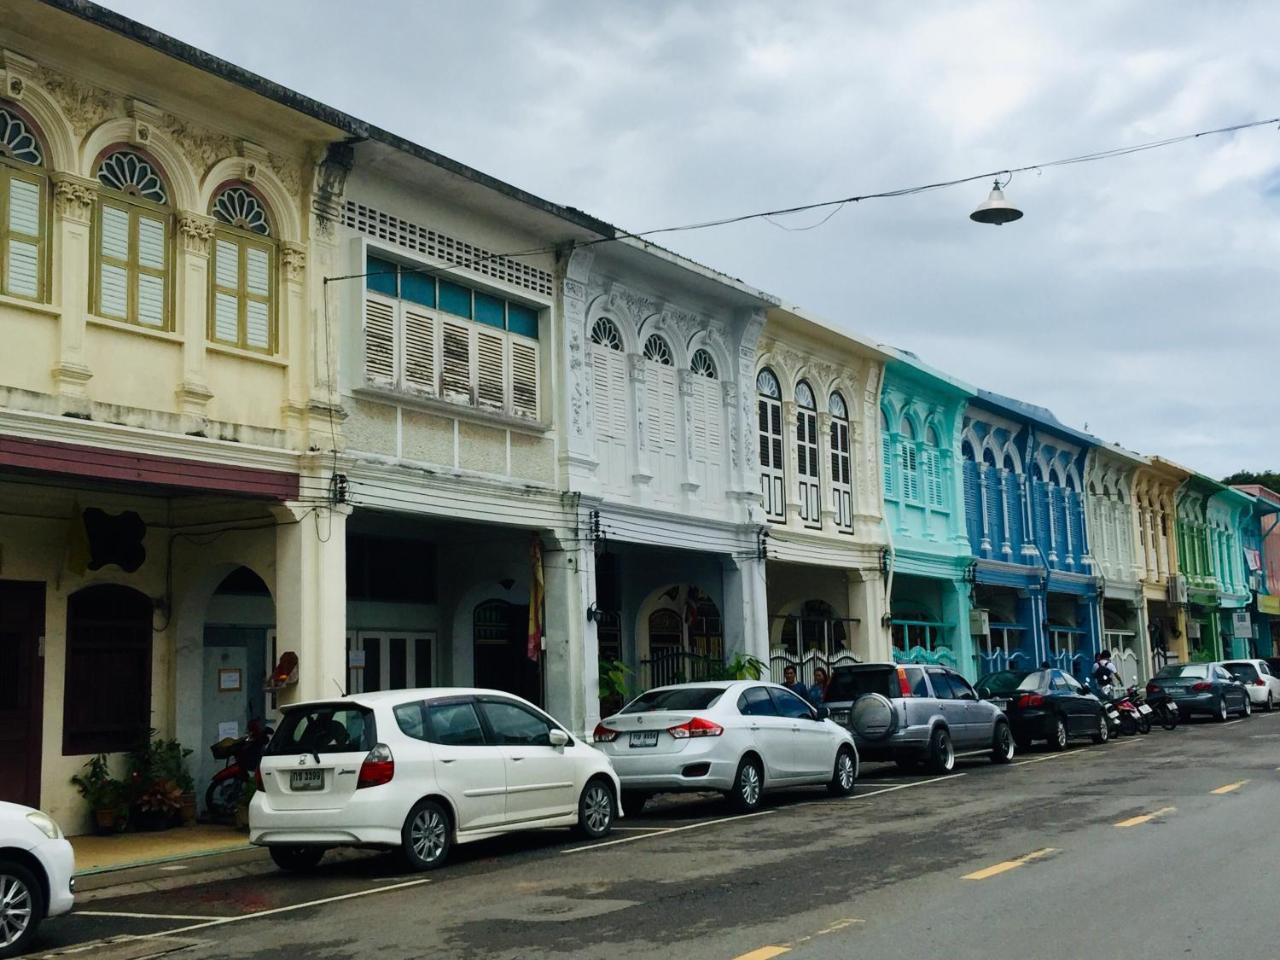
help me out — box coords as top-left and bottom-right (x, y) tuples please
(991, 722), (1015, 764)
(1047, 715), (1069, 751)
(620, 791), (650, 818)
(1241, 694), (1252, 718)
(1215, 697), (1229, 722)
(0, 859), (44, 960)
(927, 728), (955, 774)
(828, 746), (857, 796)
(400, 799), (451, 871)
(576, 778), (615, 839)
(268, 845), (325, 873)
(1091, 711), (1110, 745)
(204, 778), (243, 820)
(1266, 693), (1275, 713)
(729, 756), (764, 812)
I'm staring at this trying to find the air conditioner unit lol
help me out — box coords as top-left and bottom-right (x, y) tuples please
(969, 609), (990, 636)
(1186, 620), (1201, 640)
(1167, 574), (1188, 605)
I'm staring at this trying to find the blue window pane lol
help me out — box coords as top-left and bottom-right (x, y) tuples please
(507, 303), (539, 338)
(474, 292), (505, 329)
(438, 280), (472, 318)
(366, 255), (398, 296)
(401, 269), (435, 307)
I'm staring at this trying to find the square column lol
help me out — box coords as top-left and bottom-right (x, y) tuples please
(543, 539), (599, 736)
(723, 554), (769, 663)
(847, 568), (891, 663)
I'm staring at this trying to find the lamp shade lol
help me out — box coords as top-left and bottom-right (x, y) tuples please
(970, 181), (1023, 225)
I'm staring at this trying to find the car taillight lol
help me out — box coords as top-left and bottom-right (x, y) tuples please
(1254, 679), (1267, 686)
(357, 744), (394, 789)
(1191, 681), (1212, 692)
(1016, 693), (1044, 709)
(896, 667), (912, 697)
(593, 723), (621, 743)
(1146, 682), (1160, 694)
(254, 767), (264, 791)
(667, 717), (724, 739)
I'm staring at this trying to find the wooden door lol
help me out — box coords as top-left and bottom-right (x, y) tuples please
(0, 581), (45, 807)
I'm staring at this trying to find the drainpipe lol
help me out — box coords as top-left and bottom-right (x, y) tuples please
(881, 517), (897, 651)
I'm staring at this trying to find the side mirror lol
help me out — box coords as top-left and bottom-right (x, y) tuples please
(548, 728), (570, 747)
(815, 707), (830, 721)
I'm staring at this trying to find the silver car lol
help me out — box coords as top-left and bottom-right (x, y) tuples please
(593, 681), (859, 816)
(823, 663), (1014, 773)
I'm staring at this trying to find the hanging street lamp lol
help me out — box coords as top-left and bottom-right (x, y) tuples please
(970, 177), (1023, 225)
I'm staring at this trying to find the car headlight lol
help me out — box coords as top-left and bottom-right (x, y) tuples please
(26, 810), (62, 840)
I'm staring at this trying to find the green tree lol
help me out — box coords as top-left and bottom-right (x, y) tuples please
(1221, 470), (1280, 497)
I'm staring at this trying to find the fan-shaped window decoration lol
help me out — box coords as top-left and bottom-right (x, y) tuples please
(0, 108), (42, 165)
(829, 392), (847, 419)
(690, 348), (717, 379)
(590, 317), (622, 350)
(756, 367), (780, 399)
(212, 186), (271, 236)
(0, 105), (47, 301)
(93, 148), (172, 328)
(796, 380), (815, 409)
(97, 150), (168, 204)
(643, 334), (673, 365)
(209, 184), (277, 351)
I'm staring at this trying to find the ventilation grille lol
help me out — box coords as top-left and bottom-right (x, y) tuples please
(343, 201), (553, 297)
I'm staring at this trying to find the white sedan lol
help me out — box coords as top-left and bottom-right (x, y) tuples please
(252, 689), (621, 871)
(0, 802), (74, 959)
(1222, 660), (1280, 711)
(593, 680), (858, 815)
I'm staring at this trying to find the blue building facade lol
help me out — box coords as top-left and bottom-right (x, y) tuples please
(960, 391), (1101, 680)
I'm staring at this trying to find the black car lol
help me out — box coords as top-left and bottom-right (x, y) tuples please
(978, 668), (1109, 750)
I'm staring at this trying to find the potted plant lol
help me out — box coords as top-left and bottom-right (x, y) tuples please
(126, 733), (196, 828)
(598, 658), (631, 717)
(70, 754), (128, 834)
(135, 779), (184, 831)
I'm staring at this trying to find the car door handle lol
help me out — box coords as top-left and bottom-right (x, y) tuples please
(511, 756), (524, 762)
(440, 758), (456, 764)
(749, 724), (761, 731)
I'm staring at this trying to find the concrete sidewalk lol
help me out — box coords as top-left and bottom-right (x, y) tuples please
(72, 824), (254, 876)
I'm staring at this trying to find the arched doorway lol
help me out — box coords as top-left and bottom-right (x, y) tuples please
(473, 598), (538, 704)
(637, 585), (723, 688)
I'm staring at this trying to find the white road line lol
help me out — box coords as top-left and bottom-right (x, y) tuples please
(1011, 749), (1085, 766)
(846, 774), (966, 800)
(76, 910), (227, 921)
(1224, 719), (1246, 726)
(561, 810), (774, 854)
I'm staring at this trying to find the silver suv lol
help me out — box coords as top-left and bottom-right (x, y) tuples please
(823, 663), (1014, 773)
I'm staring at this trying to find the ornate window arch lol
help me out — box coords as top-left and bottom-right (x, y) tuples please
(690, 347), (717, 379)
(0, 104), (47, 301)
(93, 147), (173, 329)
(757, 368), (785, 521)
(795, 381), (820, 527)
(210, 183), (277, 351)
(590, 316), (622, 351)
(642, 333), (673, 365)
(829, 392), (852, 531)
(898, 416), (920, 503)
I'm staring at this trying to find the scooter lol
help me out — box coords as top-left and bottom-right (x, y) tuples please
(1143, 683), (1180, 730)
(206, 719), (273, 820)
(1114, 687), (1151, 735)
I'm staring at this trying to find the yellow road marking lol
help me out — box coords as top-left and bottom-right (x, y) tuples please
(732, 948), (790, 960)
(1211, 780), (1249, 795)
(962, 847), (1058, 880)
(1115, 806), (1176, 827)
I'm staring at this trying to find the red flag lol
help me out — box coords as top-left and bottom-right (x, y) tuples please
(527, 536), (544, 661)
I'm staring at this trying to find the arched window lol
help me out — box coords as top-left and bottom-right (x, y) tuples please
(590, 317), (622, 350)
(829, 392), (852, 531)
(898, 417), (920, 503)
(93, 148), (172, 328)
(210, 184), (276, 351)
(690, 348), (716, 378)
(689, 348), (723, 500)
(757, 368), (785, 520)
(0, 105), (47, 301)
(643, 333), (672, 365)
(589, 316), (627, 484)
(642, 334), (678, 487)
(795, 381), (820, 527)
(882, 410), (896, 496)
(922, 425), (944, 507)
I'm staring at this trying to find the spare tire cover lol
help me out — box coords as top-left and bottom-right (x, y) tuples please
(851, 693), (898, 741)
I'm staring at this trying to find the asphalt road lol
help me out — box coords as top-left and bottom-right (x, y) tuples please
(23, 712), (1280, 960)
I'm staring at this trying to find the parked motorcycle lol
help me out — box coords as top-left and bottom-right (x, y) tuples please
(1143, 682), (1181, 730)
(206, 719), (274, 820)
(1101, 685), (1149, 735)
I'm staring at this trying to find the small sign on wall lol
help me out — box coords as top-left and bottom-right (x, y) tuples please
(218, 667), (242, 692)
(348, 649), (366, 670)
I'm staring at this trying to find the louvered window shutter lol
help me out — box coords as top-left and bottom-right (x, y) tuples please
(882, 432), (894, 495)
(98, 203), (130, 319)
(402, 305), (436, 393)
(985, 467), (1004, 549)
(963, 459), (981, 551)
(135, 215), (166, 328)
(475, 328), (506, 409)
(213, 239), (240, 343)
(591, 350), (614, 438)
(1004, 472), (1023, 548)
(510, 338), (539, 418)
(440, 319), (473, 401)
(244, 246), (271, 348)
(364, 296), (396, 385)
(6, 174), (41, 298)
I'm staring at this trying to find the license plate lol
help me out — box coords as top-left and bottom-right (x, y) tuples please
(1165, 702), (1178, 713)
(629, 731), (659, 748)
(1137, 704), (1153, 715)
(290, 769), (324, 791)
(1107, 711), (1120, 721)
(991, 699), (1009, 712)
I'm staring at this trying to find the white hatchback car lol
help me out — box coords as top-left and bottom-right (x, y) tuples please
(251, 689), (621, 871)
(0, 802), (74, 959)
(1222, 659), (1280, 711)
(594, 681), (858, 815)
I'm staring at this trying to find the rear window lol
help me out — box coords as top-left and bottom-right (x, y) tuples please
(1155, 664), (1207, 679)
(1016, 671), (1051, 692)
(621, 687), (724, 713)
(267, 704), (375, 756)
(825, 667), (896, 702)
(1225, 662), (1260, 681)
(977, 672), (1027, 697)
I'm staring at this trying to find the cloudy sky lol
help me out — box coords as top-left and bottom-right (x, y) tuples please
(104, 0), (1280, 477)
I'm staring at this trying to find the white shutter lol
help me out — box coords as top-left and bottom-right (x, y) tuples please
(135, 216), (166, 328)
(6, 177), (39, 298)
(136, 273), (165, 327)
(214, 292), (238, 342)
(98, 205), (129, 318)
(364, 295), (396, 385)
(511, 338), (539, 419)
(213, 240), (239, 342)
(403, 305), (436, 394)
(245, 246), (269, 296)
(591, 349), (615, 439)
(137, 216), (165, 269)
(245, 300), (270, 348)
(100, 205), (129, 259)
(475, 328), (506, 409)
(440, 318), (473, 401)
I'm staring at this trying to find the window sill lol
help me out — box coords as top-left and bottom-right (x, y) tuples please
(207, 342), (288, 367)
(0, 293), (59, 318)
(351, 384), (550, 435)
(87, 313), (183, 344)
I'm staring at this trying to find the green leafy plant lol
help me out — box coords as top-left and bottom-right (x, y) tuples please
(711, 654), (768, 681)
(598, 659), (631, 702)
(71, 754), (125, 810)
(1191, 647), (1217, 663)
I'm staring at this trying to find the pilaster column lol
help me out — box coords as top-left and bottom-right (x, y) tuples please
(272, 501), (350, 703)
(782, 399), (800, 524)
(628, 353), (652, 486)
(941, 578), (975, 678)
(175, 213), (215, 435)
(49, 173), (96, 414)
(723, 553), (769, 663)
(846, 568), (890, 663)
(280, 241), (309, 449)
(543, 537), (599, 736)
(678, 369), (699, 494)
(817, 411), (837, 532)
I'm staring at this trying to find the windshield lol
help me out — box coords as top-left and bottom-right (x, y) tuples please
(621, 687), (724, 713)
(1155, 664), (1207, 679)
(977, 672), (1028, 697)
(266, 703), (375, 756)
(824, 667), (896, 702)
(1016, 671), (1051, 692)
(1224, 662), (1259, 681)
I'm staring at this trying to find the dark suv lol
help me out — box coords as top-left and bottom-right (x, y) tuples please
(823, 662), (1014, 773)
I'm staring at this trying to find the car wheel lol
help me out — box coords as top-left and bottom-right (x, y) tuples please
(401, 799), (451, 871)
(1266, 693), (1275, 713)
(0, 860), (43, 959)
(729, 756), (763, 812)
(620, 791), (650, 818)
(576, 779), (615, 839)
(828, 746), (857, 796)
(1047, 715), (1068, 751)
(268, 845), (325, 873)
(1091, 711), (1109, 745)
(1215, 697), (1229, 722)
(927, 728), (955, 774)
(204, 778), (243, 820)
(1241, 694), (1252, 718)
(991, 722), (1015, 764)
